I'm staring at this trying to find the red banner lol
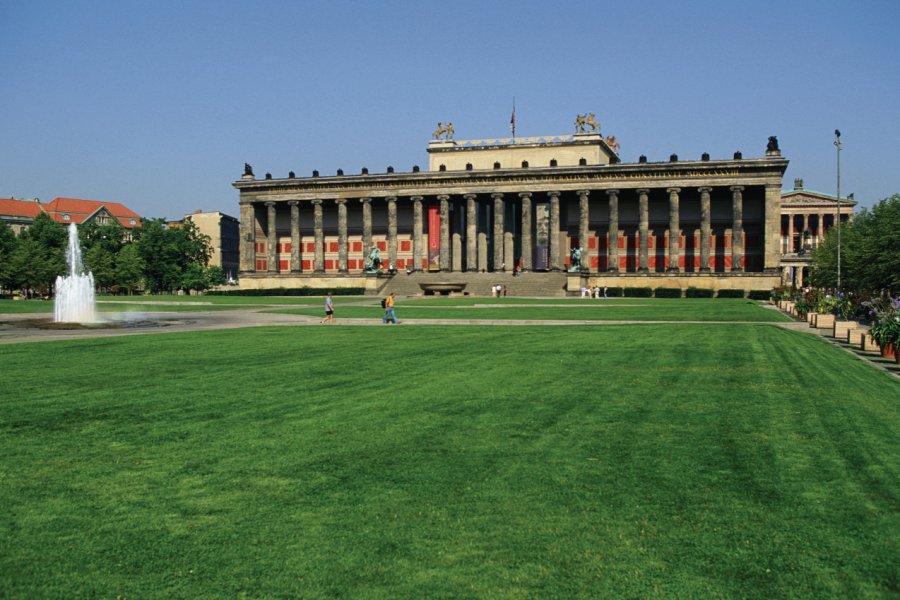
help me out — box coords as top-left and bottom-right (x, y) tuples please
(427, 205), (440, 270)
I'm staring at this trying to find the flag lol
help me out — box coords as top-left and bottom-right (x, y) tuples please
(510, 98), (516, 137)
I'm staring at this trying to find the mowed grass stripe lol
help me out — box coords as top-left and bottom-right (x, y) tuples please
(0, 325), (897, 598)
(275, 298), (792, 322)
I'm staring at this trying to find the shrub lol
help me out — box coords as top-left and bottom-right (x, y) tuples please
(685, 287), (714, 298)
(716, 289), (745, 298)
(623, 287), (653, 298)
(654, 287), (682, 298)
(605, 287), (624, 297)
(747, 290), (773, 301)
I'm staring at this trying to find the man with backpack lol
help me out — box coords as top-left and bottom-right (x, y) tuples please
(382, 292), (398, 324)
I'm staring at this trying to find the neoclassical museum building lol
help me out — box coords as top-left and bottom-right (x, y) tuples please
(233, 121), (789, 295)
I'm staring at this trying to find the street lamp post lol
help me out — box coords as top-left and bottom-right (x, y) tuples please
(834, 129), (842, 291)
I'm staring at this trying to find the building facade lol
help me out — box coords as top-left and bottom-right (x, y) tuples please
(233, 128), (788, 294)
(1, 197), (142, 235)
(184, 210), (241, 280)
(779, 178), (856, 288)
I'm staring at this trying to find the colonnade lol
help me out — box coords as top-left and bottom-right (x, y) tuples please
(242, 184), (776, 275)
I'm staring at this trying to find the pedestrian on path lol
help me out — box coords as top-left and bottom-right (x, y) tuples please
(322, 293), (335, 323)
(383, 292), (398, 324)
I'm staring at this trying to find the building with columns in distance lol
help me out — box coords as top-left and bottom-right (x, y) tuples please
(233, 125), (789, 296)
(779, 178), (856, 289)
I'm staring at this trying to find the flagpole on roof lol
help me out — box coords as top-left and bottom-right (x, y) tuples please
(510, 97), (516, 139)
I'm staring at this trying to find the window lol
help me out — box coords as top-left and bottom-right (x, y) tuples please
(63, 214), (70, 221)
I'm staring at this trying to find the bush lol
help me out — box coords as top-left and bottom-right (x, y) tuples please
(654, 287), (682, 298)
(605, 287), (624, 297)
(685, 287), (714, 298)
(208, 287), (366, 297)
(716, 289), (746, 298)
(623, 287), (653, 297)
(747, 290), (773, 301)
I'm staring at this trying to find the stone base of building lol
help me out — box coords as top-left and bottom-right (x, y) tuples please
(235, 272), (384, 293)
(573, 272), (781, 292)
(235, 270), (781, 296)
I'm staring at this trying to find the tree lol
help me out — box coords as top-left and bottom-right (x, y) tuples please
(19, 213), (66, 286)
(9, 238), (56, 293)
(132, 218), (213, 293)
(181, 262), (210, 292)
(206, 265), (226, 287)
(115, 243), (145, 294)
(810, 194), (900, 291)
(84, 244), (117, 291)
(0, 220), (17, 292)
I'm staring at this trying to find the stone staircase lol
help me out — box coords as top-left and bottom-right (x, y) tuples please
(374, 271), (569, 298)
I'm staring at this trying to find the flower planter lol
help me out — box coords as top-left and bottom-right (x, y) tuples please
(862, 333), (880, 353)
(809, 312), (818, 327)
(880, 342), (896, 360)
(833, 321), (857, 340)
(848, 329), (865, 346)
(816, 314), (835, 330)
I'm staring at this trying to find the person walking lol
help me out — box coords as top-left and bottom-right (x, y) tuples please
(383, 291), (398, 324)
(322, 292), (335, 324)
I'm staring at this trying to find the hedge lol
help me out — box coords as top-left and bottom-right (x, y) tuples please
(623, 287), (653, 297)
(654, 287), (682, 298)
(686, 287), (715, 298)
(747, 290), (774, 301)
(208, 287), (366, 297)
(716, 289), (746, 298)
(605, 287), (624, 298)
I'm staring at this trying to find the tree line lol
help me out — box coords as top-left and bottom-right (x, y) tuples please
(0, 213), (224, 296)
(809, 193), (900, 292)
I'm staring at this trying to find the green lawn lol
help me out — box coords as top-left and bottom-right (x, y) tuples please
(279, 298), (793, 322)
(0, 322), (897, 598)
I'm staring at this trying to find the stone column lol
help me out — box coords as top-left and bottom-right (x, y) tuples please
(337, 199), (348, 273)
(764, 183), (782, 272)
(637, 189), (650, 273)
(360, 197), (373, 259)
(667, 187), (681, 272)
(519, 192), (532, 270)
(492, 192), (504, 271)
(606, 189), (619, 272)
(412, 195), (423, 272)
(731, 186), (744, 272)
(239, 202), (255, 272)
(266, 201), (277, 272)
(312, 200), (324, 272)
(386, 196), (398, 269)
(438, 194), (451, 272)
(465, 194), (477, 272)
(698, 187), (712, 272)
(289, 201), (301, 272)
(578, 190), (590, 271)
(548, 191), (561, 271)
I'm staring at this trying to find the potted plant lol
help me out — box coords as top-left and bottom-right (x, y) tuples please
(869, 299), (900, 360)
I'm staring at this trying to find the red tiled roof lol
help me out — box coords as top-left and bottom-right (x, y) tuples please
(43, 197), (142, 228)
(0, 198), (44, 219)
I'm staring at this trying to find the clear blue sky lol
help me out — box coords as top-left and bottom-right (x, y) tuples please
(2, 0), (898, 219)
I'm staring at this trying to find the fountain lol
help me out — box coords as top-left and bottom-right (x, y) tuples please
(54, 223), (97, 323)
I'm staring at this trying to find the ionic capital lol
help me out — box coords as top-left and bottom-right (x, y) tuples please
(518, 191), (532, 199)
(605, 189), (620, 197)
(667, 187), (681, 194)
(697, 186), (713, 194)
(730, 186), (745, 193)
